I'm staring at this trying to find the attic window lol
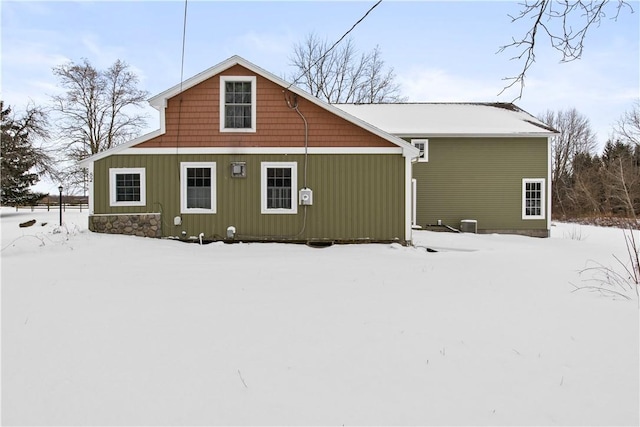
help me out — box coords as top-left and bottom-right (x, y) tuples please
(220, 75), (256, 132)
(411, 139), (428, 162)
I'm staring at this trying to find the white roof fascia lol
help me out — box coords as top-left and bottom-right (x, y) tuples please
(394, 132), (559, 138)
(78, 129), (164, 168)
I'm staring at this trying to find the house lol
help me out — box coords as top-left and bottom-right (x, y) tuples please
(79, 56), (556, 243)
(335, 103), (557, 237)
(79, 56), (419, 244)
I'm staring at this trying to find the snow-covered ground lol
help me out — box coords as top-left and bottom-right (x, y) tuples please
(1, 208), (638, 426)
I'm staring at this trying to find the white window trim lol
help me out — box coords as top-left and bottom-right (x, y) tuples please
(220, 75), (257, 133)
(522, 178), (546, 220)
(109, 168), (146, 207)
(180, 162), (217, 214)
(261, 162), (298, 214)
(411, 139), (428, 162)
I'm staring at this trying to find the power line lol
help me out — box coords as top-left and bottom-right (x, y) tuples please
(287, 0), (383, 90)
(179, 0), (188, 93)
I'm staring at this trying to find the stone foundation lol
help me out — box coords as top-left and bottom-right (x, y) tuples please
(89, 213), (162, 238)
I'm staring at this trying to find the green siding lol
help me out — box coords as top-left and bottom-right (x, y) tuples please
(411, 137), (549, 233)
(93, 154), (406, 242)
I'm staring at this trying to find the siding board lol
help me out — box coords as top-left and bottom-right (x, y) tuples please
(412, 137), (549, 234)
(94, 153), (406, 242)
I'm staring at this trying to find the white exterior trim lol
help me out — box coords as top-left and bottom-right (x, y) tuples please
(219, 75), (257, 133)
(411, 178), (417, 226)
(261, 162), (298, 214)
(78, 129), (164, 167)
(404, 155), (413, 243)
(117, 147), (403, 156)
(180, 162), (217, 214)
(87, 162), (94, 214)
(547, 137), (552, 231)
(109, 168), (146, 207)
(396, 133), (556, 138)
(522, 178), (546, 220)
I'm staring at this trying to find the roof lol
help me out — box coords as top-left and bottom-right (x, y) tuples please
(80, 56), (419, 167)
(333, 103), (558, 137)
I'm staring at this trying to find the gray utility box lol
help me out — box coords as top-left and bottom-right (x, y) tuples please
(460, 219), (477, 233)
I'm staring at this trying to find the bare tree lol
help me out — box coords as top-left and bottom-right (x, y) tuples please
(51, 58), (149, 189)
(601, 140), (640, 216)
(614, 100), (640, 146)
(539, 108), (597, 216)
(499, 0), (634, 99)
(290, 33), (406, 104)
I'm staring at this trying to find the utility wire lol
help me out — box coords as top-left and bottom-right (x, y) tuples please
(179, 0), (188, 93)
(286, 0), (382, 90)
(175, 0), (188, 177)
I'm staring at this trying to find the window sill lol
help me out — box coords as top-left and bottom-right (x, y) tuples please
(261, 209), (298, 215)
(220, 127), (256, 133)
(110, 201), (146, 207)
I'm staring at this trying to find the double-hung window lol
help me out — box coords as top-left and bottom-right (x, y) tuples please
(220, 76), (256, 132)
(181, 162), (217, 214)
(411, 139), (429, 162)
(522, 178), (545, 219)
(261, 162), (297, 214)
(109, 168), (146, 207)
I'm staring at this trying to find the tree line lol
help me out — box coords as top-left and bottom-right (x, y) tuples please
(542, 104), (640, 220)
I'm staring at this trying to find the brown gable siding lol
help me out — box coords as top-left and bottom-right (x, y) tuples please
(137, 64), (395, 148)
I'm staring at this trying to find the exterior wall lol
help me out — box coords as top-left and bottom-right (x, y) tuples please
(137, 64), (396, 149)
(411, 137), (550, 236)
(91, 153), (406, 243)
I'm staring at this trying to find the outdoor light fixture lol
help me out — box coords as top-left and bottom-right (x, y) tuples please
(58, 185), (63, 226)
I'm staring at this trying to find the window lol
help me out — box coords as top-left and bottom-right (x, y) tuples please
(181, 162), (216, 214)
(522, 178), (545, 219)
(411, 139), (428, 162)
(220, 76), (256, 132)
(109, 168), (146, 206)
(261, 162), (297, 214)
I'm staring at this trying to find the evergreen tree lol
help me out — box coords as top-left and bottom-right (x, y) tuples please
(0, 101), (51, 206)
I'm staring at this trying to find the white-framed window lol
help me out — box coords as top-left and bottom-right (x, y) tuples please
(261, 162), (297, 214)
(411, 139), (429, 162)
(220, 75), (257, 132)
(522, 178), (545, 219)
(180, 162), (217, 214)
(109, 168), (146, 207)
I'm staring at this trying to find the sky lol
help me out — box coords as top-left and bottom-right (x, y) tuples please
(1, 0), (639, 192)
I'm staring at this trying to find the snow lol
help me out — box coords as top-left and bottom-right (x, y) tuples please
(334, 103), (556, 136)
(2, 208), (638, 425)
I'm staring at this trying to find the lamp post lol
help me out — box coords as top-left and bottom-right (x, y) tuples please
(58, 185), (63, 226)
